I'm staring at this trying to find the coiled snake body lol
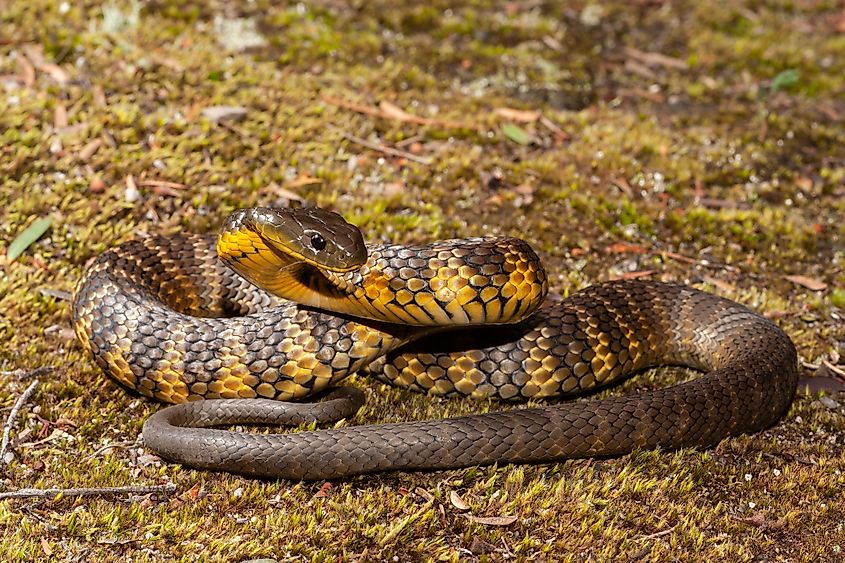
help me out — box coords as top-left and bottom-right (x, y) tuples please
(72, 207), (798, 480)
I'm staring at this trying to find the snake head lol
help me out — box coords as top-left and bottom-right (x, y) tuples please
(222, 207), (367, 273)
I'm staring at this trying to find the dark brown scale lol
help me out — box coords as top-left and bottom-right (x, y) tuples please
(146, 281), (796, 479)
(73, 235), (416, 403)
(75, 230), (799, 480)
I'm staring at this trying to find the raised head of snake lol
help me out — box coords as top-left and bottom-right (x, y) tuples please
(217, 207), (549, 326)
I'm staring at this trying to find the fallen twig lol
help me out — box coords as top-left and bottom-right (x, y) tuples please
(0, 483), (177, 501)
(38, 288), (72, 301)
(0, 366), (54, 380)
(823, 360), (845, 379)
(0, 379), (40, 465)
(635, 526), (676, 541)
(539, 115), (568, 140)
(340, 132), (432, 165)
(801, 359), (845, 379)
(321, 94), (385, 119)
(84, 441), (135, 460)
(321, 95), (477, 130)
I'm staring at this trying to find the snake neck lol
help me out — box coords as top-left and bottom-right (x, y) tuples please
(218, 230), (548, 326)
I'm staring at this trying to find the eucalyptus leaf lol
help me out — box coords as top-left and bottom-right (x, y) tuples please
(502, 123), (531, 145)
(7, 216), (53, 262)
(771, 69), (799, 92)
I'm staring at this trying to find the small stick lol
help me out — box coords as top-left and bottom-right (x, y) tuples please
(321, 95), (477, 130)
(341, 132), (432, 165)
(0, 366), (53, 380)
(38, 288), (72, 301)
(636, 526), (676, 541)
(823, 360), (845, 379)
(801, 359), (821, 370)
(84, 441), (134, 460)
(0, 483), (177, 501)
(321, 94), (385, 119)
(0, 379), (40, 465)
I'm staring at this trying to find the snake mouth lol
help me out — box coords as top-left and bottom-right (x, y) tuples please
(253, 227), (361, 274)
(217, 208), (370, 311)
(224, 206), (368, 274)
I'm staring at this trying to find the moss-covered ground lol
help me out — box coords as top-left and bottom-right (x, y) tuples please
(1, 1), (845, 561)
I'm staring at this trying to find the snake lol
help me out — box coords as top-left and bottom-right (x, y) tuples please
(72, 206), (799, 480)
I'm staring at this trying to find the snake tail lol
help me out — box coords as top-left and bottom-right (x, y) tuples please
(141, 281), (798, 480)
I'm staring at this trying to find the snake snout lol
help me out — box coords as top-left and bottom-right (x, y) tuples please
(236, 206), (367, 273)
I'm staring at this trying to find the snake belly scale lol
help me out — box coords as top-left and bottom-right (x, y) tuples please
(72, 207), (799, 480)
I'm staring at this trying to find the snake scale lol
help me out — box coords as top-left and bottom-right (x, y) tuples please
(72, 207), (799, 480)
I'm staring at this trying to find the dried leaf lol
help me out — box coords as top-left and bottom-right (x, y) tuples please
(89, 176), (106, 194)
(502, 123), (531, 145)
(734, 512), (786, 530)
(201, 105), (248, 123)
(383, 181), (404, 198)
(624, 47), (688, 70)
(41, 63), (69, 84)
(323, 95), (476, 130)
(614, 270), (657, 280)
(378, 100), (418, 122)
(267, 183), (305, 203)
(663, 251), (697, 264)
(78, 138), (103, 161)
(539, 116), (568, 141)
(286, 175), (323, 189)
(54, 102), (68, 129)
(514, 183), (536, 195)
(794, 176), (813, 191)
(464, 514), (518, 526)
(449, 491), (470, 512)
(414, 487), (434, 502)
(494, 107), (540, 122)
(701, 275), (737, 294)
(7, 216), (53, 262)
(468, 536), (497, 554)
(21, 44), (46, 66)
(17, 55), (35, 86)
(92, 85), (107, 107)
(40, 538), (53, 556)
(152, 185), (181, 197)
(612, 177), (633, 196)
(183, 483), (203, 502)
(484, 194), (503, 206)
(312, 482), (332, 499)
(604, 242), (648, 254)
(785, 275), (827, 291)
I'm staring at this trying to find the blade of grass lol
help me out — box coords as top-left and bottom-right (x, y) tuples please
(7, 216), (53, 262)
(502, 123), (531, 145)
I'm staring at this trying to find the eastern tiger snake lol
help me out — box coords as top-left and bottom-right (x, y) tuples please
(72, 207), (799, 480)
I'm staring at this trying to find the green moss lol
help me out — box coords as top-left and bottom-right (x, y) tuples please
(1, 0), (844, 560)
(832, 289), (845, 309)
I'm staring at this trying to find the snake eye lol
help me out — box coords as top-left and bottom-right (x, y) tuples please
(310, 233), (326, 251)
